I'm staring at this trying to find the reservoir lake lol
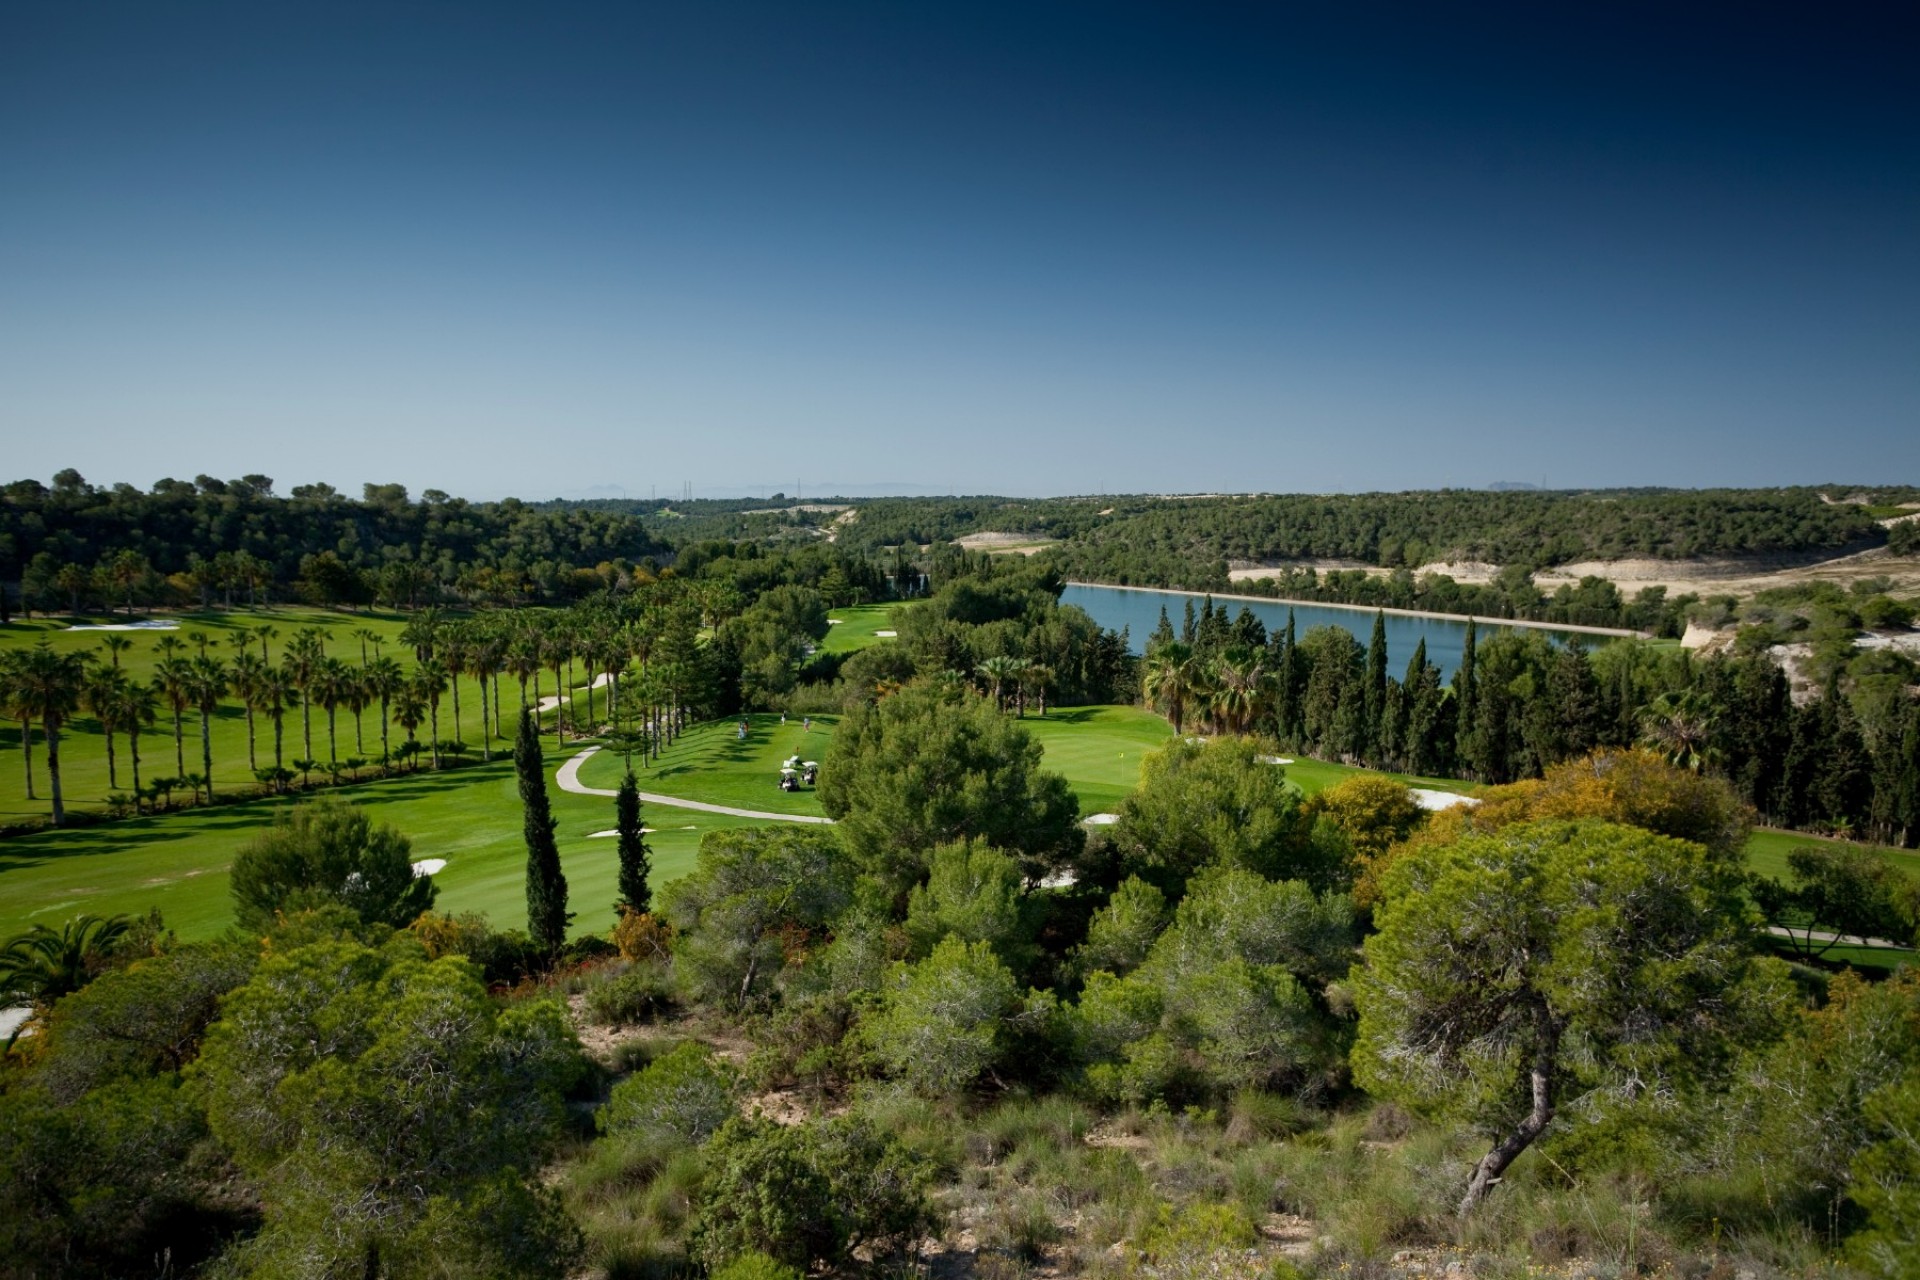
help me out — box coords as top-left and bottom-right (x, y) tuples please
(1060, 583), (1618, 681)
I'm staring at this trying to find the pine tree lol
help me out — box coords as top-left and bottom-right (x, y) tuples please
(516, 708), (571, 955)
(615, 769), (652, 915)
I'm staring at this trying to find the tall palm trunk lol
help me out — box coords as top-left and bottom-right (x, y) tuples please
(326, 706), (339, 765)
(129, 723), (143, 809)
(104, 721), (119, 791)
(428, 699), (440, 768)
(20, 714), (36, 799)
(302, 696), (313, 765)
(451, 677), (462, 745)
(244, 704), (257, 772)
(478, 675), (492, 763)
(172, 708), (185, 777)
(45, 718), (65, 827)
(200, 709), (215, 799)
(272, 709), (285, 770)
(379, 697), (391, 766)
(353, 706), (364, 755)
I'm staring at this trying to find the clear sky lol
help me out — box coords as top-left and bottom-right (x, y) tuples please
(2, 2), (1914, 499)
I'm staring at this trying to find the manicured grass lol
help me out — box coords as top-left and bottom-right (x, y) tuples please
(1275, 756), (1479, 800)
(819, 603), (899, 654)
(0, 607), (539, 824)
(1744, 825), (1920, 883)
(576, 714), (836, 818)
(1020, 705), (1173, 814)
(0, 750), (774, 943)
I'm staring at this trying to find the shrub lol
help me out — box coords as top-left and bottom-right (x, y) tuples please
(710, 1251), (805, 1280)
(585, 962), (676, 1027)
(600, 1042), (740, 1146)
(688, 1115), (935, 1271)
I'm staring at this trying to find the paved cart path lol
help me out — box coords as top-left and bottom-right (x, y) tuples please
(555, 746), (835, 824)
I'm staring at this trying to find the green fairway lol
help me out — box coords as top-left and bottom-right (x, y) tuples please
(819, 603), (900, 654)
(1743, 825), (1920, 883)
(0, 751), (776, 943)
(1273, 756), (1478, 800)
(576, 713), (837, 818)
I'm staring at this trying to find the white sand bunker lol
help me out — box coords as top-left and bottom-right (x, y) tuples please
(1083, 813), (1121, 825)
(67, 619), (180, 631)
(411, 859), (447, 877)
(587, 828), (658, 838)
(1258, 756), (1295, 765)
(1411, 789), (1478, 812)
(827, 619), (842, 625)
(874, 630), (897, 637)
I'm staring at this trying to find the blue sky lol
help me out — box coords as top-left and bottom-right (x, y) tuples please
(2, 2), (1914, 499)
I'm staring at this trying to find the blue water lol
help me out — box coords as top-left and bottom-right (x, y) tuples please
(1061, 583), (1598, 682)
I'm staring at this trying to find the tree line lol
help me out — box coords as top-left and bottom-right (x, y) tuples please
(1142, 595), (1920, 847)
(1, 469), (671, 615)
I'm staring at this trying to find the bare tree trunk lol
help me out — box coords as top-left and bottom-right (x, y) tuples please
(1460, 1016), (1560, 1215)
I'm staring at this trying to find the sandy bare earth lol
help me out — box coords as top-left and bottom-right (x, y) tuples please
(955, 531), (1059, 555)
(1234, 547), (1920, 600)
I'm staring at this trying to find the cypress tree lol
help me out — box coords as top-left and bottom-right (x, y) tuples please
(1454, 621), (1479, 776)
(615, 769), (652, 915)
(1364, 611), (1389, 762)
(1181, 599), (1197, 644)
(1149, 606), (1176, 652)
(516, 708), (571, 955)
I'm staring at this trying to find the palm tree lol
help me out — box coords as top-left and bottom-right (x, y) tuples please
(414, 660), (449, 767)
(1640, 690), (1720, 772)
(254, 624), (279, 664)
(544, 630), (573, 742)
(154, 655), (194, 778)
(184, 656), (229, 798)
(352, 627), (381, 668)
(1210, 648), (1270, 736)
(974, 655), (1023, 712)
(1142, 642), (1197, 735)
(83, 663), (132, 791)
(506, 633), (542, 714)
(1019, 662), (1054, 718)
(1, 914), (132, 1014)
(251, 664), (297, 772)
(283, 628), (329, 765)
(229, 651), (268, 771)
(107, 549), (148, 614)
(440, 624), (470, 748)
(111, 679), (157, 806)
(391, 685), (428, 769)
(465, 628), (506, 762)
(364, 656), (404, 768)
(186, 629), (211, 659)
(0, 651), (37, 800)
(8, 642), (93, 825)
(315, 656), (353, 766)
(99, 633), (133, 671)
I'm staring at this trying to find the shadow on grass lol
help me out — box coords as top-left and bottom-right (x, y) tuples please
(0, 762), (516, 870)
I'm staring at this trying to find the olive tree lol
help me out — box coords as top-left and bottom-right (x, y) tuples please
(1353, 818), (1783, 1214)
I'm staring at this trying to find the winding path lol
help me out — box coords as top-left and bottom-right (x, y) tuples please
(554, 746), (835, 825)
